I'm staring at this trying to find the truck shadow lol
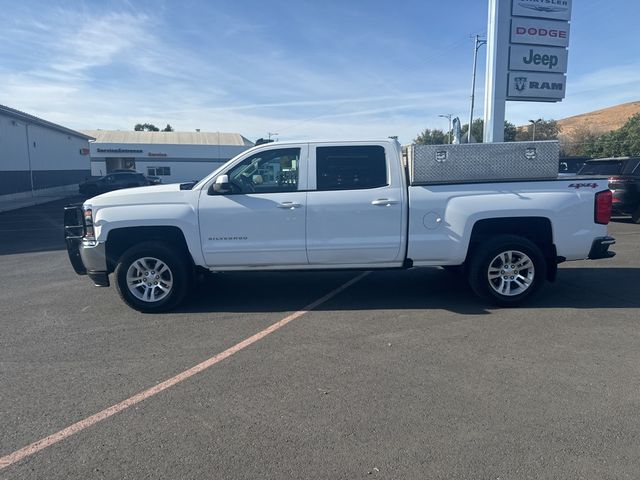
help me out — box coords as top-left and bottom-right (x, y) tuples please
(0, 197), (83, 256)
(178, 266), (640, 315)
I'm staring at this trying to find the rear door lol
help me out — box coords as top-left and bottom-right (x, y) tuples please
(305, 143), (404, 265)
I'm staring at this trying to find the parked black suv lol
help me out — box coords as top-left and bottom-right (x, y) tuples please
(578, 157), (640, 223)
(79, 172), (150, 197)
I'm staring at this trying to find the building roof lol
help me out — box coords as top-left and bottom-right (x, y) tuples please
(81, 130), (254, 147)
(0, 104), (95, 140)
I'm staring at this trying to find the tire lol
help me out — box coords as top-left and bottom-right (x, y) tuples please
(467, 235), (546, 307)
(114, 241), (191, 313)
(631, 205), (640, 224)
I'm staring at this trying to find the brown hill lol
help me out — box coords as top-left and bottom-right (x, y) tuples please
(557, 101), (640, 136)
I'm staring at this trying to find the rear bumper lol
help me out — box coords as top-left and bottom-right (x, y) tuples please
(588, 236), (616, 260)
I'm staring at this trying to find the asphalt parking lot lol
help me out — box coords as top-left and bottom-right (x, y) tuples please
(1, 198), (640, 479)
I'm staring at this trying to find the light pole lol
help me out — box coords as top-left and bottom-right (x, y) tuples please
(469, 34), (487, 143)
(529, 119), (542, 141)
(438, 114), (453, 143)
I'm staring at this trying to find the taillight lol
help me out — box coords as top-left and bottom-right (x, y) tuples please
(83, 208), (96, 241)
(595, 190), (612, 225)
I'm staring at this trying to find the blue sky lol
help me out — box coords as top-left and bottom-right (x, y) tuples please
(0, 0), (637, 144)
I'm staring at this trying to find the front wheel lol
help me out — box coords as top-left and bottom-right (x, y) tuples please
(467, 235), (546, 306)
(114, 241), (191, 313)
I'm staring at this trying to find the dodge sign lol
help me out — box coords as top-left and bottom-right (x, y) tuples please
(511, 17), (570, 47)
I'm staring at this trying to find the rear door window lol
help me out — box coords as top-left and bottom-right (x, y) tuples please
(316, 145), (387, 191)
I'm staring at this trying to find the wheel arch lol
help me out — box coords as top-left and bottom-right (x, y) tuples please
(465, 217), (558, 281)
(105, 226), (194, 273)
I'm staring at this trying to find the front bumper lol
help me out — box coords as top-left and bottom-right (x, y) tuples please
(64, 204), (110, 287)
(588, 236), (616, 260)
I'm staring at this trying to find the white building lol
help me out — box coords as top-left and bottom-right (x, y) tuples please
(0, 104), (93, 201)
(82, 130), (254, 183)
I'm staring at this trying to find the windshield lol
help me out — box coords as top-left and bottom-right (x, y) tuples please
(578, 161), (625, 176)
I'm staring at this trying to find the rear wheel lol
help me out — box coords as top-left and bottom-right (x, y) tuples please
(631, 205), (640, 224)
(114, 241), (191, 313)
(467, 235), (546, 306)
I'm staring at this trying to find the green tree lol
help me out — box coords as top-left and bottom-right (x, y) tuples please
(162, 124), (174, 132)
(460, 119), (485, 143)
(560, 124), (598, 157)
(133, 123), (161, 132)
(414, 128), (447, 145)
(584, 113), (640, 158)
(504, 121), (517, 142)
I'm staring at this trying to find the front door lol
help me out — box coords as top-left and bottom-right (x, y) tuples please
(198, 145), (308, 267)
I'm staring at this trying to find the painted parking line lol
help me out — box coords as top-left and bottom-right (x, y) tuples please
(0, 271), (370, 471)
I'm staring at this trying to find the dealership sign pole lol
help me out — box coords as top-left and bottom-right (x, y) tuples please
(483, 0), (572, 142)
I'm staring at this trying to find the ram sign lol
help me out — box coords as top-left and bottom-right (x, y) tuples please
(507, 72), (566, 101)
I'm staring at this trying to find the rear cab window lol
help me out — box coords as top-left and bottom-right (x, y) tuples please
(578, 161), (625, 176)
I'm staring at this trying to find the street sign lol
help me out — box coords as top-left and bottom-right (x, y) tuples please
(511, 17), (570, 47)
(509, 44), (568, 73)
(512, 0), (572, 21)
(507, 71), (566, 100)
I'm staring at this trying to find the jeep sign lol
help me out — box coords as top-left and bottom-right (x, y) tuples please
(507, 72), (566, 101)
(511, 17), (570, 47)
(512, 0), (572, 21)
(509, 45), (568, 73)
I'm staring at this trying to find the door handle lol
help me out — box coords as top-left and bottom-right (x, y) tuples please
(371, 198), (398, 207)
(277, 202), (302, 209)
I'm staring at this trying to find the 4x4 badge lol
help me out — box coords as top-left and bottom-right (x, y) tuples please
(568, 183), (598, 189)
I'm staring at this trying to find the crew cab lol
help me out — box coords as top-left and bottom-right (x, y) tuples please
(64, 140), (615, 312)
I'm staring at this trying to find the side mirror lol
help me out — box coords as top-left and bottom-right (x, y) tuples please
(211, 174), (231, 194)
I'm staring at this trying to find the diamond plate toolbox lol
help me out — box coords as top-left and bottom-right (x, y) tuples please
(407, 141), (559, 185)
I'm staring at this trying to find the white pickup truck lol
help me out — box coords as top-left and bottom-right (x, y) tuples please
(64, 140), (615, 312)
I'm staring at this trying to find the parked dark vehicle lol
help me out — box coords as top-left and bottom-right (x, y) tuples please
(146, 175), (163, 185)
(578, 157), (640, 223)
(79, 172), (150, 197)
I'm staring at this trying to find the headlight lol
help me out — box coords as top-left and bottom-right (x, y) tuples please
(83, 208), (96, 244)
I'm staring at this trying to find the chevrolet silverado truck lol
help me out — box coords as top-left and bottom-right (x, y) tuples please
(64, 140), (615, 312)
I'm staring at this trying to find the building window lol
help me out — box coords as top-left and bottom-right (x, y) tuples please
(147, 166), (171, 176)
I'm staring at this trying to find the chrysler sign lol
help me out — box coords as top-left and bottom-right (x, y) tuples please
(512, 0), (572, 21)
(511, 17), (570, 47)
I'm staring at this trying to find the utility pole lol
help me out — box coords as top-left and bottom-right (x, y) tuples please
(268, 132), (278, 141)
(468, 34), (487, 143)
(438, 114), (453, 143)
(529, 119), (542, 141)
